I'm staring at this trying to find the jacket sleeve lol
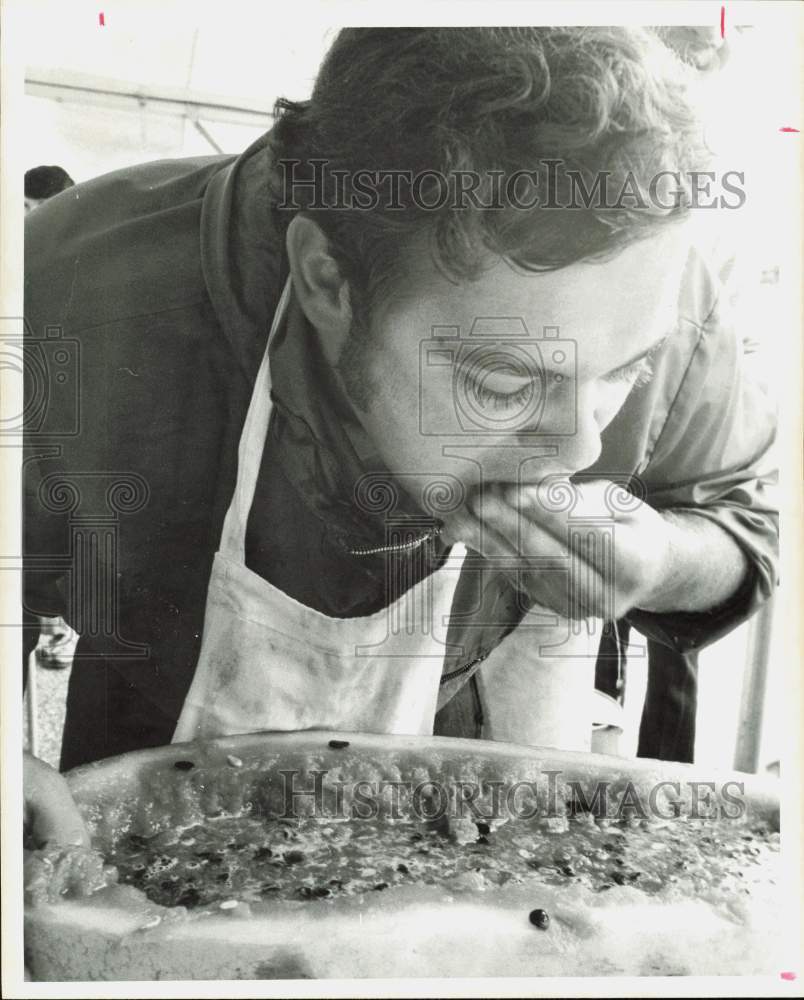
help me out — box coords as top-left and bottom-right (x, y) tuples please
(23, 446), (71, 620)
(624, 284), (779, 654)
(22, 201), (79, 628)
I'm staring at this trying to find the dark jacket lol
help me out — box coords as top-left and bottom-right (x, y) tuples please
(23, 133), (778, 766)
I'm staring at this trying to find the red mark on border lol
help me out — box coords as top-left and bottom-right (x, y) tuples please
(781, 972), (797, 981)
(779, 127), (800, 133)
(720, 6), (725, 39)
(99, 12), (105, 26)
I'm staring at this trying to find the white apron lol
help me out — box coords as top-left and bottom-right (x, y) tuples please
(173, 280), (466, 742)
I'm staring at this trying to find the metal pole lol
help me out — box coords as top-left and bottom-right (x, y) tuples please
(26, 649), (39, 758)
(733, 597), (775, 773)
(25, 75), (274, 128)
(193, 119), (224, 154)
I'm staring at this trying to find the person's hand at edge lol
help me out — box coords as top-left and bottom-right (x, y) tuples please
(23, 750), (89, 848)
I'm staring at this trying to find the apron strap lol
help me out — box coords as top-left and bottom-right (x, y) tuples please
(219, 276), (292, 561)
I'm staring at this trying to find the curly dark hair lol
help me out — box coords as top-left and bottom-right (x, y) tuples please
(267, 26), (722, 323)
(24, 165), (74, 200)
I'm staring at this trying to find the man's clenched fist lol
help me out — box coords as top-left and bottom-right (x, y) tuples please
(443, 477), (674, 621)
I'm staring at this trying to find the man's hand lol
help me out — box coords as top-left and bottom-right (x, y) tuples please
(24, 751), (89, 848)
(442, 477), (748, 620)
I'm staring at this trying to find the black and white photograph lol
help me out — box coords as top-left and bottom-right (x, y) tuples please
(1, 0), (802, 995)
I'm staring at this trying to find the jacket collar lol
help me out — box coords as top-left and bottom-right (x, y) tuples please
(199, 130), (435, 549)
(200, 129), (286, 383)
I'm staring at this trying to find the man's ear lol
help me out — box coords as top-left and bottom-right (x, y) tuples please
(286, 215), (352, 365)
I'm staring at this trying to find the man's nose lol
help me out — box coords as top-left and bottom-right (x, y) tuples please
(507, 381), (603, 472)
(551, 385), (603, 473)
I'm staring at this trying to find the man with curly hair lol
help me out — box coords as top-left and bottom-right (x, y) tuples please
(22, 27), (776, 840)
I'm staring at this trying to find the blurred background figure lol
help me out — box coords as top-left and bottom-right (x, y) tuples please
(24, 164), (74, 213)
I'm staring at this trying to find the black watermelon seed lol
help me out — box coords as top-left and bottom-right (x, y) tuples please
(476, 822), (491, 836)
(396, 863), (409, 874)
(598, 883), (613, 892)
(328, 739), (350, 749)
(253, 847), (273, 860)
(329, 878), (344, 888)
(285, 850), (305, 864)
(561, 865), (575, 877)
(197, 852), (223, 864)
(476, 835), (489, 845)
(313, 886), (331, 897)
(611, 871), (627, 885)
(173, 760), (195, 771)
(529, 908), (550, 930)
(374, 882), (389, 891)
(177, 888), (200, 907)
